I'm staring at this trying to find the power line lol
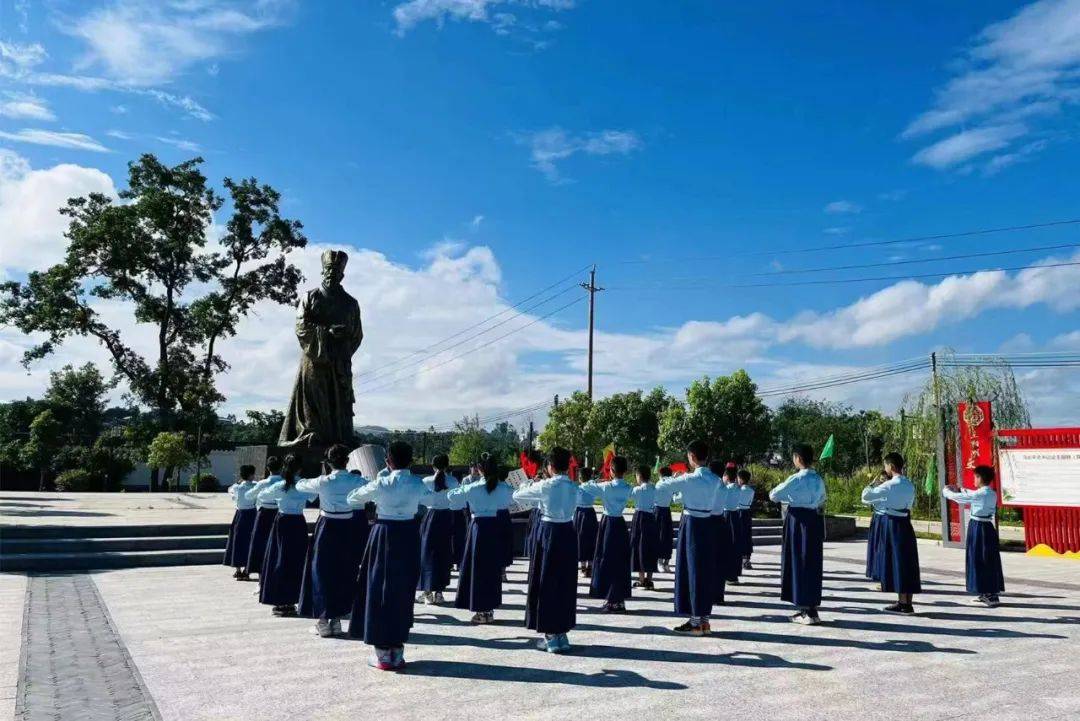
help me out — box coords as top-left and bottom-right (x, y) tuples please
(605, 260), (1080, 291)
(354, 263), (591, 380)
(358, 295), (586, 394)
(607, 218), (1080, 266)
(356, 283), (581, 386)
(756, 358), (930, 398)
(424, 399), (556, 432)
(747, 242), (1079, 277)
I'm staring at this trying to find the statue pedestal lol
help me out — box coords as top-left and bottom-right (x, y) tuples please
(235, 445), (329, 478)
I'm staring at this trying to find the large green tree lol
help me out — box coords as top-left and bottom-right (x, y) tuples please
(771, 398), (893, 474)
(536, 391), (599, 463)
(0, 155), (306, 489)
(589, 387), (673, 466)
(659, 370), (771, 463)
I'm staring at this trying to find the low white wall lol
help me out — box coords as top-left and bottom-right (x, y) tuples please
(122, 450), (238, 490)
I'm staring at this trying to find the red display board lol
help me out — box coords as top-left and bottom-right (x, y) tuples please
(997, 428), (1080, 554)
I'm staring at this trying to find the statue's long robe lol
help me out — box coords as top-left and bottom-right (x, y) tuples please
(278, 285), (363, 446)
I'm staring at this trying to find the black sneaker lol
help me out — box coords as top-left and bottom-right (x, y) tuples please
(884, 603), (915, 615)
(672, 620), (696, 634)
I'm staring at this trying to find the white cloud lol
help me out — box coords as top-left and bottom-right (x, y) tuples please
(0, 150), (117, 277)
(0, 128), (110, 152)
(62, 0), (293, 86)
(904, 0), (1080, 171)
(470, 214), (485, 229)
(823, 200), (862, 214)
(911, 123), (1027, 169)
(520, 127), (642, 182)
(155, 135), (201, 152)
(392, 0), (574, 39)
(0, 91), (55, 120)
(0, 40), (46, 75)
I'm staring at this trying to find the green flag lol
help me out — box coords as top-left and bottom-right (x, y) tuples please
(819, 434), (835, 460)
(924, 454), (937, 495)
(652, 455), (661, 478)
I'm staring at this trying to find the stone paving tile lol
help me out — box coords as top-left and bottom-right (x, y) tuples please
(92, 543), (1080, 721)
(14, 574), (160, 721)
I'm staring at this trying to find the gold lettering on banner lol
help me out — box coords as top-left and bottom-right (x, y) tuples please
(963, 403), (985, 470)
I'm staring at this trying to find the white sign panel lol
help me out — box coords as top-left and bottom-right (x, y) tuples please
(998, 448), (1080, 507)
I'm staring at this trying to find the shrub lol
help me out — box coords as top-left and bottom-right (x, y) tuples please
(54, 469), (100, 492)
(189, 473), (220, 492)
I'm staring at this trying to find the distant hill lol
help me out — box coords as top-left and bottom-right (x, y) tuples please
(355, 425), (391, 437)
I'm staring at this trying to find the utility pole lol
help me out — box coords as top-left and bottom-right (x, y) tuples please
(553, 394), (559, 446)
(581, 266), (604, 400)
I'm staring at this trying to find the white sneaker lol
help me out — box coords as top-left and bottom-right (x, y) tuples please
(791, 612), (821, 626)
(415, 592), (428, 603)
(330, 618), (343, 636)
(369, 649), (394, 670)
(313, 619), (334, 637)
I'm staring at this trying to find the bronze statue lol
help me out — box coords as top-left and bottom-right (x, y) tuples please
(278, 250), (363, 447)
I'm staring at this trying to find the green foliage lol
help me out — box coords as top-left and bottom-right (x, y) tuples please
(588, 387), (674, 466)
(659, 371), (772, 462)
(189, 473), (220, 492)
(446, 416), (523, 467)
(537, 392), (598, 461)
(54, 469), (99, 492)
(0, 154), (307, 434)
(147, 431), (192, 474)
(771, 398), (894, 475)
(22, 409), (63, 489)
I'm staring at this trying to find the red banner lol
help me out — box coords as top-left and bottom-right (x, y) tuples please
(958, 401), (994, 489)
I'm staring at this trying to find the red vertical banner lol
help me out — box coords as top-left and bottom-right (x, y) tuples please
(957, 401), (994, 488)
(949, 401), (994, 542)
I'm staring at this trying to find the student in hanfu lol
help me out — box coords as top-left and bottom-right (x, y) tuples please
(347, 441), (434, 671)
(296, 444), (367, 638)
(735, 469), (756, 571)
(447, 455), (514, 625)
(942, 464), (1005, 608)
(256, 455), (311, 617)
(630, 464), (660, 590)
(654, 441), (720, 636)
(769, 443), (827, 625)
(579, 455), (634, 613)
(861, 452), (921, 615)
(573, 467), (599, 579)
(416, 454), (460, 606)
(654, 466), (676, 574)
(223, 464), (258, 580)
(244, 457), (285, 584)
(512, 446), (579, 654)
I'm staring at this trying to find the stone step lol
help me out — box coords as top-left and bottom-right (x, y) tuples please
(0, 535), (227, 554)
(0, 548), (227, 572)
(0, 522), (234, 540)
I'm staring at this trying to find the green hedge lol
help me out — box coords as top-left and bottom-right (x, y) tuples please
(54, 469), (100, 492)
(189, 473), (220, 492)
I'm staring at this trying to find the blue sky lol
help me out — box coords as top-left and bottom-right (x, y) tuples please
(1, 0), (1078, 428)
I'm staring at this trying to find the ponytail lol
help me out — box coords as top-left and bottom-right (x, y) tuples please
(282, 454), (300, 491)
(432, 453), (450, 492)
(481, 453), (499, 493)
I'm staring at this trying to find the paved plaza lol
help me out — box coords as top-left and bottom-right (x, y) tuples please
(3, 538), (1079, 721)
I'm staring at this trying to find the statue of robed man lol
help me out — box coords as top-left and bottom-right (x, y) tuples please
(278, 249), (363, 447)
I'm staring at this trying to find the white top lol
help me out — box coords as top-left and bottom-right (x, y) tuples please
(942, 485), (998, 521)
(769, 468), (827, 509)
(860, 475), (915, 516)
(228, 480), (257, 510)
(346, 469), (434, 521)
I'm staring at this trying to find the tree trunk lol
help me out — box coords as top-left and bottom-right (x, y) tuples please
(149, 466), (160, 493)
(164, 465), (175, 492)
(38, 466), (48, 492)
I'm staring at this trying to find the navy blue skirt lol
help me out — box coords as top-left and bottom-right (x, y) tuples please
(526, 521), (578, 634)
(450, 509), (469, 568)
(418, 508), (454, 592)
(875, 513), (922, 594)
(780, 506), (824, 609)
(865, 513), (884, 580)
(222, 507), (256, 567)
(736, 509), (754, 558)
(349, 518), (421, 647)
(496, 509), (514, 568)
(259, 514), (309, 606)
(525, 507), (543, 558)
(351, 509), (371, 568)
(574, 506), (599, 561)
(455, 516), (504, 612)
(246, 507), (277, 575)
(674, 514), (715, 617)
(966, 519), (1005, 595)
(590, 515), (631, 603)
(726, 511), (743, 579)
(630, 510), (659, 573)
(655, 506), (674, 561)
(712, 515), (732, 600)
(298, 515), (361, 619)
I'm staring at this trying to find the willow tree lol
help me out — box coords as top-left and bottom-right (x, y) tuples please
(897, 350), (1030, 508)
